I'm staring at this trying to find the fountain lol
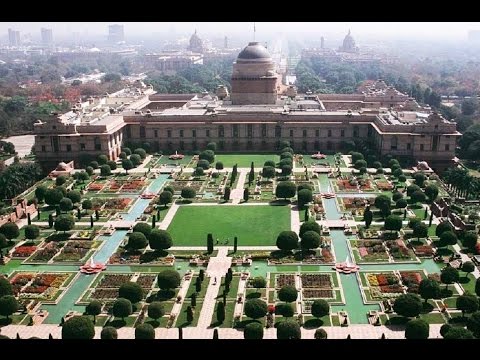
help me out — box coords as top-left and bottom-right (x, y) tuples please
(169, 150), (184, 160)
(79, 257), (107, 274)
(333, 256), (360, 274)
(311, 151), (327, 160)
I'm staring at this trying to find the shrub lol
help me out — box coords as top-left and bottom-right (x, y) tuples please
(157, 270), (181, 290)
(127, 232), (148, 250)
(62, 316), (95, 339)
(276, 320), (301, 339)
(135, 323), (155, 339)
(101, 327), (118, 339)
(276, 231), (299, 251)
(314, 328), (328, 339)
(244, 321), (264, 339)
(118, 282), (144, 304)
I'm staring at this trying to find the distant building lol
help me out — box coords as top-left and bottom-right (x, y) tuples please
(108, 24), (124, 43)
(8, 29), (21, 46)
(41, 28), (53, 45)
(144, 51), (203, 74)
(34, 41), (460, 173)
(468, 30), (480, 42)
(188, 30), (205, 53)
(338, 30), (359, 53)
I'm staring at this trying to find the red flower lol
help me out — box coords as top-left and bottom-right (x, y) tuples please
(268, 305), (275, 314)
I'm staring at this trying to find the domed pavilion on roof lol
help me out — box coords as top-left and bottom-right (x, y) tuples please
(230, 42), (278, 105)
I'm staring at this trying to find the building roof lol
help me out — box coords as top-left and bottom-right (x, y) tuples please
(237, 42), (271, 61)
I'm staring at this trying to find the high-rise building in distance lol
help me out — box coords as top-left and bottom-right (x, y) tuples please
(108, 24), (124, 43)
(8, 28), (21, 46)
(41, 28), (53, 45)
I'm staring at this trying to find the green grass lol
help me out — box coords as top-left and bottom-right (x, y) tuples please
(217, 276), (241, 300)
(459, 273), (476, 294)
(303, 315), (331, 328)
(214, 154), (279, 168)
(419, 312), (447, 324)
(167, 205), (291, 246)
(210, 300), (235, 328)
(184, 276), (209, 299)
(176, 300), (203, 328)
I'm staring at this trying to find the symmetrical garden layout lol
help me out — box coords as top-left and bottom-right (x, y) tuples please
(0, 149), (479, 339)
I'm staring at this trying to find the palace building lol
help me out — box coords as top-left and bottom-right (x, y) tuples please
(34, 41), (461, 172)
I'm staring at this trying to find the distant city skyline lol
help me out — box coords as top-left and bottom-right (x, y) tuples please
(0, 22), (480, 40)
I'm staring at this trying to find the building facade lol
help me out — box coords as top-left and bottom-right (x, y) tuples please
(34, 42), (461, 172)
(108, 24), (124, 43)
(41, 28), (53, 45)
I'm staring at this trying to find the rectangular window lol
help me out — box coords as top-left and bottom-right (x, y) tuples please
(262, 124), (267, 137)
(125, 126), (131, 139)
(167, 130), (172, 138)
(420, 144), (424, 151)
(315, 129), (319, 137)
(303, 129), (307, 138)
(66, 145), (72, 152)
(233, 124), (239, 138)
(247, 124), (253, 138)
(219, 126), (224, 138)
(80, 143), (86, 150)
(341, 129), (345, 137)
(154, 130), (158, 138)
(206, 129), (210, 137)
(192, 130), (196, 138)
(407, 143), (411, 150)
(290, 129), (294, 137)
(179, 130), (184, 138)
(95, 144), (101, 151)
(445, 144), (450, 151)
(432, 135), (439, 151)
(275, 126), (281, 138)
(140, 126), (146, 138)
(328, 130), (332, 137)
(41, 145), (46, 152)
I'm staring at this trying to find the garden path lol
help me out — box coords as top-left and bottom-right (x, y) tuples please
(233, 274), (248, 318)
(170, 274), (194, 324)
(230, 170), (247, 204)
(453, 243), (480, 279)
(290, 205), (301, 233)
(159, 203), (179, 230)
(197, 248), (231, 328)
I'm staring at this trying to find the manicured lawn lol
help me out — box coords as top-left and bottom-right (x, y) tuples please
(419, 312), (447, 324)
(167, 205), (291, 246)
(214, 154), (279, 168)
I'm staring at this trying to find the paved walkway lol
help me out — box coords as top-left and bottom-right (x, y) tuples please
(230, 170), (247, 204)
(159, 204), (179, 230)
(453, 244), (480, 279)
(170, 274), (193, 324)
(290, 205), (301, 234)
(197, 248), (232, 328)
(0, 323), (443, 339)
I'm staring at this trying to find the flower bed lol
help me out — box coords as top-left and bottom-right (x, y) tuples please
(376, 180), (393, 191)
(300, 274), (332, 288)
(136, 275), (156, 289)
(88, 182), (104, 191)
(302, 289), (334, 299)
(12, 245), (37, 258)
(98, 274), (132, 288)
(275, 274), (295, 288)
(54, 240), (92, 262)
(104, 198), (132, 210)
(413, 244), (434, 257)
(400, 271), (422, 287)
(29, 242), (61, 262)
(353, 240), (388, 261)
(90, 288), (119, 300)
(385, 239), (412, 260)
(12, 273), (70, 300)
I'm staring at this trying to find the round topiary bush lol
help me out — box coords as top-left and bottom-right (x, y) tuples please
(62, 316), (95, 339)
(244, 321), (264, 339)
(135, 323), (155, 339)
(276, 319), (301, 339)
(101, 326), (118, 339)
(314, 328), (328, 339)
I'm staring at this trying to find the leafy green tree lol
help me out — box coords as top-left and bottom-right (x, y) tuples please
(199, 150), (215, 164)
(0, 295), (18, 319)
(97, 155), (108, 165)
(59, 197), (73, 212)
(244, 322), (263, 339)
(0, 277), (13, 297)
(112, 298), (132, 321)
(66, 190), (81, 204)
(215, 162), (224, 171)
(462, 261), (475, 275)
(436, 221), (453, 237)
(278, 286), (298, 303)
(107, 161), (117, 171)
(299, 221), (321, 236)
(132, 223), (152, 237)
(444, 327), (475, 339)
(61, 316), (95, 339)
(297, 189), (313, 208)
(456, 294), (479, 317)
(197, 160), (210, 170)
(411, 190), (426, 204)
(374, 195), (391, 219)
(148, 302), (165, 322)
(418, 279), (440, 304)
(53, 215), (74, 234)
(119, 282), (144, 304)
(314, 328), (328, 339)
(100, 327), (118, 339)
(158, 191), (173, 208)
(364, 207), (373, 228)
(157, 270), (181, 291)
(244, 299), (267, 320)
(424, 184), (439, 203)
(414, 173), (426, 187)
(262, 166), (276, 180)
(135, 323), (155, 339)
(300, 231), (321, 251)
(134, 148), (147, 159)
(127, 232), (148, 250)
(393, 293), (423, 318)
(440, 267), (459, 290)
(24, 225), (40, 240)
(56, 175), (68, 186)
(264, 160), (276, 168)
(206, 142), (217, 152)
(194, 167), (204, 176)
(181, 187), (196, 200)
(462, 231), (478, 249)
(406, 184), (421, 197)
(311, 299), (330, 319)
(85, 300), (102, 323)
(440, 231), (458, 246)
(216, 301), (226, 323)
(384, 215), (402, 231)
(44, 188), (64, 206)
(277, 320), (301, 339)
(100, 165), (111, 177)
(35, 185), (47, 202)
(130, 154), (142, 167)
(148, 229), (173, 250)
(276, 231), (299, 252)
(122, 159), (133, 174)
(405, 319), (429, 339)
(275, 181), (296, 200)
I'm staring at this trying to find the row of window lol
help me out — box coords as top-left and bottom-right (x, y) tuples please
(390, 143), (450, 151)
(41, 143), (101, 152)
(134, 126), (362, 139)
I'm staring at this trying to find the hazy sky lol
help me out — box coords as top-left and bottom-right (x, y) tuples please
(1, 22), (479, 40)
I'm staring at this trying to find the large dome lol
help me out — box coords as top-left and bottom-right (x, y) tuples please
(237, 42), (271, 61)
